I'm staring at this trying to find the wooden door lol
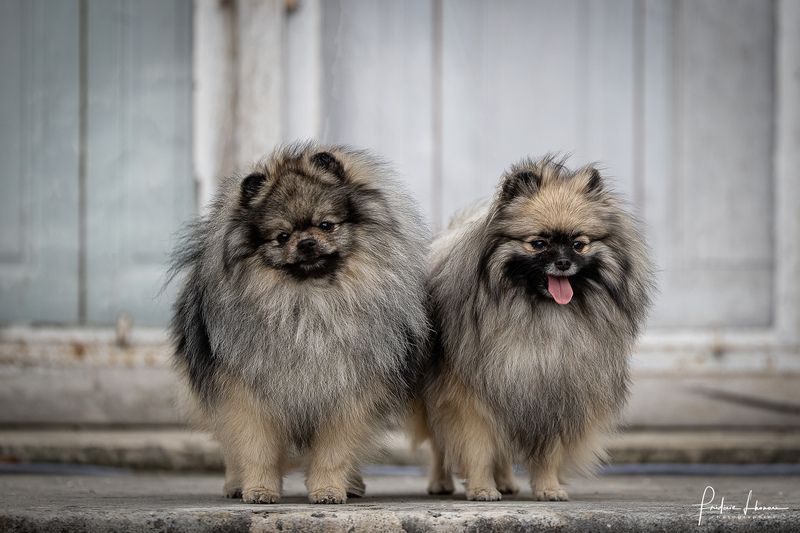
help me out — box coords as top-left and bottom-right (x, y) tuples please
(0, 0), (194, 327)
(304, 0), (776, 331)
(0, 0), (81, 324)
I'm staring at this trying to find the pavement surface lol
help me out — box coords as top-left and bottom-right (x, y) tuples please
(1, 467), (799, 532)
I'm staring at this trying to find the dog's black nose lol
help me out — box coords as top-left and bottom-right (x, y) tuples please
(297, 238), (318, 254)
(555, 259), (571, 271)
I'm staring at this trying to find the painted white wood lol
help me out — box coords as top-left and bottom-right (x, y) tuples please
(640, 0), (676, 331)
(193, 0), (287, 203)
(85, 0), (194, 326)
(235, 0), (284, 169)
(439, 0), (637, 228)
(642, 0), (774, 329)
(0, 1), (796, 428)
(774, 0), (800, 345)
(318, 0), (436, 222)
(0, 0), (80, 324)
(582, 0), (637, 202)
(193, 0), (237, 213)
(679, 1), (773, 267)
(283, 0), (323, 141)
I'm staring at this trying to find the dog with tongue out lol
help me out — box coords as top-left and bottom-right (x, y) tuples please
(548, 276), (573, 304)
(416, 155), (654, 502)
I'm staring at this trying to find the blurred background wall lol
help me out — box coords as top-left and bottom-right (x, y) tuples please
(0, 0), (798, 430)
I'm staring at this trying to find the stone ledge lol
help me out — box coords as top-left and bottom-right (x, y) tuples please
(0, 429), (799, 471)
(1, 472), (798, 532)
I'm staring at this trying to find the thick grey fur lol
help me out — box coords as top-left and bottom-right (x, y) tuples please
(425, 155), (655, 470)
(169, 141), (430, 449)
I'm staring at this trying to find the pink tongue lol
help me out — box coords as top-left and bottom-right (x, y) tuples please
(547, 275), (573, 305)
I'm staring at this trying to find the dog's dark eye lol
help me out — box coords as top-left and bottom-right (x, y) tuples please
(573, 241), (585, 251)
(319, 221), (335, 232)
(531, 240), (547, 250)
(276, 232), (290, 245)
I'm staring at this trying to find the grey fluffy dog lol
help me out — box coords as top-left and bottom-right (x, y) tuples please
(170, 142), (429, 504)
(416, 156), (654, 502)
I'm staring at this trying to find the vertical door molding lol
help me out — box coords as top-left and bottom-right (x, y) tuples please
(283, 0), (323, 142)
(193, 0), (237, 212)
(774, 0), (800, 347)
(235, 0), (284, 168)
(193, 0), (286, 203)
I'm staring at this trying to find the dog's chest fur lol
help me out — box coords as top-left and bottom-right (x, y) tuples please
(206, 276), (420, 443)
(472, 298), (631, 452)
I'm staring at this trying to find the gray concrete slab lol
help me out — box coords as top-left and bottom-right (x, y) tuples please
(2, 429), (799, 472)
(0, 470), (798, 532)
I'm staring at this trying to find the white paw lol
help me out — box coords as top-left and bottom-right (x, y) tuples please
(308, 487), (347, 504)
(242, 487), (281, 504)
(467, 487), (502, 501)
(533, 487), (569, 501)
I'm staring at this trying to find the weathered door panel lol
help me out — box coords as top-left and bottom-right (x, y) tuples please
(317, 0), (437, 222)
(440, 0), (636, 225)
(642, 0), (774, 329)
(85, 0), (194, 326)
(0, 0), (81, 324)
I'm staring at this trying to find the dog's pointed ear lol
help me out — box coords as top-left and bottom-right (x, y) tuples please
(309, 151), (346, 181)
(500, 170), (541, 202)
(583, 167), (603, 194)
(239, 172), (268, 208)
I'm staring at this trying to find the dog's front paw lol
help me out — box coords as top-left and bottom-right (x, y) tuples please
(533, 487), (569, 501)
(427, 476), (455, 495)
(309, 487), (347, 504)
(496, 479), (520, 495)
(242, 487), (281, 504)
(223, 483), (242, 499)
(466, 487), (502, 501)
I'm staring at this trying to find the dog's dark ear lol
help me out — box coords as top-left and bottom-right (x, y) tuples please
(310, 151), (346, 181)
(222, 223), (261, 273)
(500, 170), (541, 202)
(584, 168), (603, 194)
(240, 172), (267, 208)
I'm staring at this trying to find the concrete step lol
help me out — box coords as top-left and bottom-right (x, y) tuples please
(0, 429), (799, 471)
(1, 470), (798, 532)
